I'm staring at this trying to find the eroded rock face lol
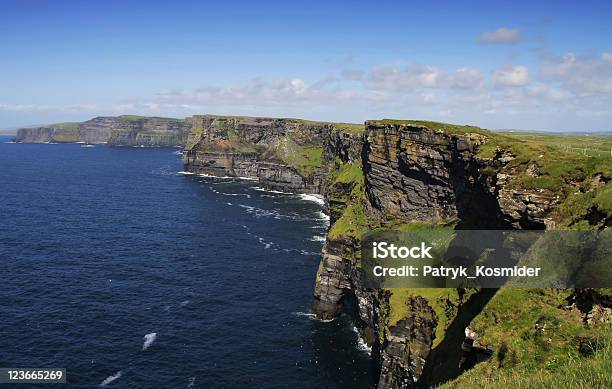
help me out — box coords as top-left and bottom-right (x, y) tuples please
(15, 127), (58, 143)
(312, 121), (569, 388)
(378, 297), (438, 389)
(363, 122), (559, 229)
(182, 115), (331, 193)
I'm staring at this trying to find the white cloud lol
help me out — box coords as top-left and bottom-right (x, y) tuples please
(4, 52), (612, 132)
(368, 64), (441, 90)
(479, 27), (522, 44)
(492, 65), (529, 87)
(449, 67), (483, 89)
(540, 52), (612, 95)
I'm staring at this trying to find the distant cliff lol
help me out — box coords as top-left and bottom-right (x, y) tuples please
(15, 115), (190, 146)
(181, 114), (362, 193)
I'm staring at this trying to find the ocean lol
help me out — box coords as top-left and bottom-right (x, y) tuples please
(0, 137), (372, 388)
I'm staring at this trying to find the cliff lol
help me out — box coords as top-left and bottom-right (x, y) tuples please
(181, 114), (363, 193)
(15, 115), (190, 146)
(183, 115), (610, 387)
(312, 120), (611, 388)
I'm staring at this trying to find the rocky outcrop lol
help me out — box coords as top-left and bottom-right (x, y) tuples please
(15, 116), (189, 146)
(182, 115), (337, 193)
(312, 121), (581, 388)
(363, 122), (559, 229)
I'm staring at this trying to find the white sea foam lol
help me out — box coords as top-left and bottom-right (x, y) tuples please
(178, 171), (195, 175)
(298, 193), (325, 206)
(173, 150), (183, 155)
(99, 371), (122, 386)
(143, 332), (157, 351)
(316, 211), (330, 223)
(310, 235), (326, 242)
(292, 311), (317, 319)
(250, 186), (292, 194)
(293, 311), (335, 322)
(180, 300), (190, 307)
(187, 377), (196, 388)
(221, 192), (251, 198)
(351, 324), (372, 354)
(4, 141), (16, 144)
(226, 202), (233, 206)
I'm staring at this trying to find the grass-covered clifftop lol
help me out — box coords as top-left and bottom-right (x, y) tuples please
(321, 119), (611, 388)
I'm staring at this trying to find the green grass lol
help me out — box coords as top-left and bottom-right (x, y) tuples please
(118, 115), (145, 121)
(51, 122), (80, 130)
(327, 159), (368, 240)
(388, 288), (468, 347)
(334, 161), (362, 184)
(266, 136), (323, 175)
(185, 125), (203, 150)
(439, 289), (612, 389)
(328, 202), (368, 240)
(332, 122), (365, 134)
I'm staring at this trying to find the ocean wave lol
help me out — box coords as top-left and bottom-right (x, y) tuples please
(187, 377), (196, 388)
(178, 171), (195, 175)
(310, 235), (326, 242)
(220, 192), (251, 198)
(351, 324), (372, 354)
(99, 371), (122, 387)
(315, 211), (331, 225)
(293, 311), (335, 323)
(143, 332), (157, 351)
(292, 311), (316, 319)
(298, 193), (325, 206)
(250, 186), (292, 194)
(180, 300), (190, 307)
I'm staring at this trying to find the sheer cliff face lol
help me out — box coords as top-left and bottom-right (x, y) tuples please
(182, 115), (332, 193)
(363, 122), (559, 229)
(312, 121), (576, 388)
(15, 116), (189, 146)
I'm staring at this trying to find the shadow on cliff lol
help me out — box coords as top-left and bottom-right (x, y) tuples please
(418, 288), (497, 388)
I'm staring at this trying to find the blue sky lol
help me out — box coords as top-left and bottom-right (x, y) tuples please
(1, 0), (611, 131)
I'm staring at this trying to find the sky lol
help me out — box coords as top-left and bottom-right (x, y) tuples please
(1, 0), (611, 131)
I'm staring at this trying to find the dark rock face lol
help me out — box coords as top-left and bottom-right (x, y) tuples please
(323, 126), (363, 164)
(106, 117), (190, 146)
(182, 115), (331, 194)
(15, 127), (57, 143)
(15, 116), (190, 146)
(378, 297), (438, 389)
(312, 121), (569, 388)
(363, 122), (558, 229)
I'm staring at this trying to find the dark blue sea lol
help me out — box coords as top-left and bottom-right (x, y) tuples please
(0, 136), (372, 388)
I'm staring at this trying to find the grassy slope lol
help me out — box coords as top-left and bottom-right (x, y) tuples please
(440, 289), (611, 388)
